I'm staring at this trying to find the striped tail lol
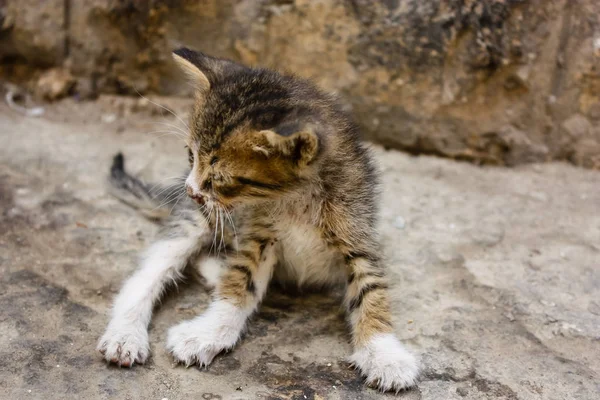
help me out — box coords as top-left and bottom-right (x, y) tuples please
(108, 153), (185, 221)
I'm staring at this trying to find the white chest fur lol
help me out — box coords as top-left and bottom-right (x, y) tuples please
(273, 219), (345, 287)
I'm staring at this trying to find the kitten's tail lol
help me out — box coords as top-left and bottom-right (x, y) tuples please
(108, 153), (183, 221)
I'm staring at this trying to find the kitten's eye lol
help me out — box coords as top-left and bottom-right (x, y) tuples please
(186, 146), (193, 165)
(210, 156), (219, 166)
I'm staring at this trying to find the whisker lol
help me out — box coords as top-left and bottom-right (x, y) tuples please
(154, 192), (180, 209)
(153, 122), (189, 137)
(213, 207), (220, 256)
(154, 132), (185, 141)
(135, 88), (190, 131)
(153, 189), (184, 210)
(218, 208), (225, 256)
(143, 129), (186, 139)
(223, 208), (238, 253)
(147, 194), (181, 216)
(213, 207), (219, 256)
(208, 204), (217, 256)
(147, 175), (186, 194)
(149, 181), (185, 201)
(215, 207), (221, 257)
(168, 191), (186, 215)
(146, 132), (187, 142)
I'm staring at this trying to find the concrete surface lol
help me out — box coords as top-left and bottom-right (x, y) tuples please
(0, 98), (599, 399)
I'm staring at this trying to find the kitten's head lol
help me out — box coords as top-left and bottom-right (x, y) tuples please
(172, 48), (322, 210)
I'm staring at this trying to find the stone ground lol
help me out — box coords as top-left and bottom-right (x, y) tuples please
(0, 97), (599, 400)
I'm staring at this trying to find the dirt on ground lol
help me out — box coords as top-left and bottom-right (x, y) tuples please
(0, 97), (599, 399)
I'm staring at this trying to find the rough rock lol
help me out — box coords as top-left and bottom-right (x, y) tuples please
(1, 0), (600, 167)
(0, 98), (598, 399)
(0, 0), (65, 66)
(36, 68), (75, 100)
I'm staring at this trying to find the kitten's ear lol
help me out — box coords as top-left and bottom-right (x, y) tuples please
(172, 48), (211, 90)
(172, 47), (243, 91)
(258, 129), (319, 166)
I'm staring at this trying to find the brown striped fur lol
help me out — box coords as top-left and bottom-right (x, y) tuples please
(171, 48), (391, 347)
(104, 48), (418, 391)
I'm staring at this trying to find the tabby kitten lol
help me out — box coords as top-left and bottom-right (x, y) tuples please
(97, 48), (419, 392)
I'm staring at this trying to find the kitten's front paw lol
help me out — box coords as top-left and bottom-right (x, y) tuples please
(166, 319), (238, 367)
(350, 333), (419, 392)
(97, 322), (149, 367)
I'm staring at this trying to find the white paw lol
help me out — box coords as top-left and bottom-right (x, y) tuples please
(350, 333), (419, 392)
(166, 301), (247, 367)
(166, 321), (227, 367)
(97, 321), (149, 367)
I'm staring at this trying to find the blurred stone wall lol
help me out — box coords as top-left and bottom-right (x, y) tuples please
(1, 0), (599, 168)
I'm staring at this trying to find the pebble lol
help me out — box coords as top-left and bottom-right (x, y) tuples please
(529, 191), (548, 202)
(36, 68), (75, 100)
(394, 216), (406, 229)
(540, 299), (556, 307)
(101, 113), (117, 124)
(7, 208), (21, 218)
(562, 322), (582, 333)
(137, 97), (150, 109)
(504, 312), (515, 322)
(588, 301), (600, 316)
(471, 225), (505, 247)
(562, 114), (591, 138)
(545, 314), (558, 323)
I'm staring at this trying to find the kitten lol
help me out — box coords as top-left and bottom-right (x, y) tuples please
(97, 48), (419, 392)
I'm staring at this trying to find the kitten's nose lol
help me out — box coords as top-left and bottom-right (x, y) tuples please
(185, 184), (194, 197)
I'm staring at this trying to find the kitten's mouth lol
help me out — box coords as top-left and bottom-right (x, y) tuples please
(185, 186), (233, 211)
(186, 186), (206, 206)
(190, 194), (205, 206)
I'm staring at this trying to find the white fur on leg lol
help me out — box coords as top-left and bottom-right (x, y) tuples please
(98, 234), (204, 366)
(167, 241), (277, 367)
(166, 300), (250, 367)
(194, 256), (225, 289)
(349, 333), (419, 392)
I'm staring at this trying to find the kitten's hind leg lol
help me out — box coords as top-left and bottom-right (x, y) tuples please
(98, 217), (207, 367)
(167, 233), (276, 367)
(344, 254), (419, 392)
